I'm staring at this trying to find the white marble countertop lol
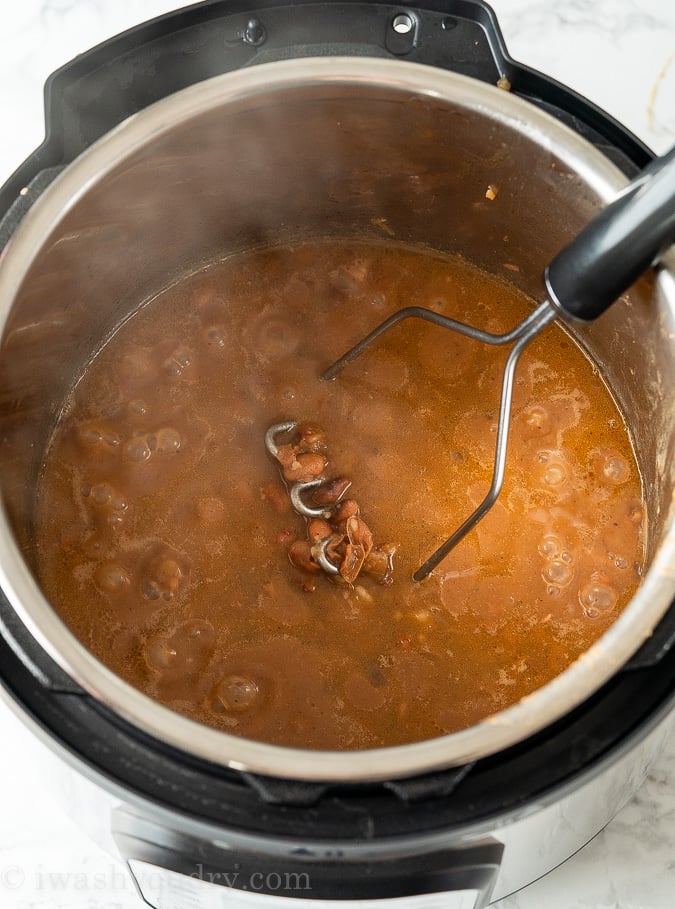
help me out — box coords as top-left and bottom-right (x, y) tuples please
(0, 2), (673, 908)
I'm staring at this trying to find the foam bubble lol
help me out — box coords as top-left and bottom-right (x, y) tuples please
(143, 559), (186, 601)
(579, 582), (617, 616)
(128, 399), (148, 416)
(538, 534), (561, 558)
(254, 317), (300, 360)
(77, 420), (122, 457)
(543, 559), (573, 586)
(90, 483), (112, 505)
(163, 347), (193, 377)
(602, 454), (630, 484)
(124, 437), (152, 462)
(156, 427), (182, 453)
(214, 675), (260, 713)
(544, 464), (566, 486)
(94, 561), (130, 594)
(145, 638), (178, 671)
(110, 494), (128, 512)
(204, 325), (227, 349)
(522, 404), (550, 435)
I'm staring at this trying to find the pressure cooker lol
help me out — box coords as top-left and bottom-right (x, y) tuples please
(0, 2), (673, 907)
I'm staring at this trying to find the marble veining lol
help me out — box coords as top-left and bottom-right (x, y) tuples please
(0, 1), (673, 908)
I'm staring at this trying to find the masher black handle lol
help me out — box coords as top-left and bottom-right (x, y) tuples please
(544, 144), (675, 321)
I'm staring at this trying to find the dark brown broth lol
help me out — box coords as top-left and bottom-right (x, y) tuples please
(35, 241), (645, 749)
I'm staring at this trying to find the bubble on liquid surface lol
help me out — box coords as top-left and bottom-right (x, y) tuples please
(254, 317), (300, 360)
(146, 620), (215, 675)
(155, 427), (182, 453)
(538, 534), (562, 558)
(543, 463), (566, 486)
(522, 404), (550, 435)
(90, 483), (113, 505)
(579, 582), (617, 616)
(142, 579), (162, 601)
(78, 425), (102, 447)
(204, 325), (227, 349)
(543, 559), (574, 586)
(629, 503), (644, 526)
(143, 560), (184, 601)
(172, 620), (216, 670)
(94, 561), (130, 594)
(124, 437), (152, 462)
(128, 399), (148, 416)
(602, 454), (630, 485)
(213, 675), (260, 713)
(163, 347), (193, 377)
(145, 638), (178, 671)
(140, 546), (190, 602)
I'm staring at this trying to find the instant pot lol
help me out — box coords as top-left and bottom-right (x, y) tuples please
(0, 2), (673, 907)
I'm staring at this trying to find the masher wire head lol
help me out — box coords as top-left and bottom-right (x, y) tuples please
(321, 299), (558, 581)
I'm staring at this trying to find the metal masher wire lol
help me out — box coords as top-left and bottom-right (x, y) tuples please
(320, 143), (675, 582)
(321, 299), (558, 581)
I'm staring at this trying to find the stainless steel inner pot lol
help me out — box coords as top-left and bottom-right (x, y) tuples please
(0, 58), (673, 782)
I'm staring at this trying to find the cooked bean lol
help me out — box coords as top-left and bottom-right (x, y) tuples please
(296, 425), (328, 453)
(312, 476), (352, 505)
(333, 499), (360, 522)
(288, 540), (320, 574)
(282, 452), (326, 483)
(274, 443), (297, 470)
(308, 519), (334, 543)
(363, 544), (397, 586)
(340, 542), (366, 584)
(346, 516), (373, 559)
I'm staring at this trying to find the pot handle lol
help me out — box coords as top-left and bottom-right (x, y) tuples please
(544, 143), (675, 322)
(113, 806), (503, 907)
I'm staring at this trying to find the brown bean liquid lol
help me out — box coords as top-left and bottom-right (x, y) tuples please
(35, 241), (645, 749)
